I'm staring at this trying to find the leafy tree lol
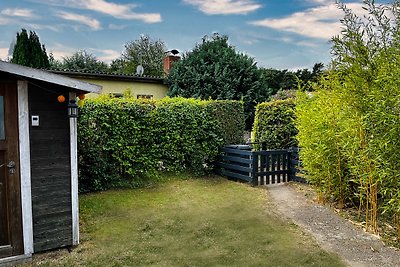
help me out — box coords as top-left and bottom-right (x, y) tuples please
(48, 52), (62, 69)
(167, 34), (270, 129)
(109, 58), (127, 73)
(11, 29), (50, 68)
(262, 63), (324, 93)
(112, 35), (166, 76)
(53, 50), (109, 72)
(311, 63), (324, 78)
(262, 68), (296, 94)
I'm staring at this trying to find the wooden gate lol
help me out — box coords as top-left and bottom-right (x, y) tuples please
(216, 145), (300, 186)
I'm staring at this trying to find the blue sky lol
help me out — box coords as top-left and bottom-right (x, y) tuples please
(0, 0), (379, 70)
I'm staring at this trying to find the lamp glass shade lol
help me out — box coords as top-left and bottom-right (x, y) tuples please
(68, 99), (78, 118)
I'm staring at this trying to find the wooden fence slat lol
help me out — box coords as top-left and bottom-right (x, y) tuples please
(253, 150), (289, 155)
(277, 154), (281, 183)
(252, 154), (258, 186)
(272, 154), (276, 184)
(266, 154), (270, 184)
(220, 155), (252, 164)
(257, 170), (288, 176)
(260, 152), (265, 185)
(221, 147), (253, 156)
(216, 169), (252, 182)
(287, 153), (290, 182)
(217, 146), (302, 186)
(216, 162), (251, 173)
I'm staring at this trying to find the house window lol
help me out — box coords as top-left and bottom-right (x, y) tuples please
(137, 95), (153, 99)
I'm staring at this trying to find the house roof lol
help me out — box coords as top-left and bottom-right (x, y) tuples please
(0, 61), (102, 93)
(50, 69), (165, 84)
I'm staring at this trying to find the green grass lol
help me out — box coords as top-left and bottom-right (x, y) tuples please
(27, 175), (345, 267)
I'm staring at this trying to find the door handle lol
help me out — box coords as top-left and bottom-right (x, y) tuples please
(6, 161), (16, 175)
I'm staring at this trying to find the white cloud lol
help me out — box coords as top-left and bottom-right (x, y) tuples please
(249, 2), (365, 40)
(296, 40), (320, 48)
(47, 44), (120, 64)
(30, 24), (61, 32)
(0, 18), (60, 32)
(0, 17), (16, 25)
(108, 24), (127, 30)
(33, 0), (161, 23)
(0, 8), (37, 25)
(1, 8), (36, 18)
(305, 0), (333, 4)
(47, 43), (76, 60)
(90, 48), (120, 63)
(183, 0), (262, 15)
(82, 0), (161, 23)
(56, 11), (101, 30)
(0, 48), (9, 60)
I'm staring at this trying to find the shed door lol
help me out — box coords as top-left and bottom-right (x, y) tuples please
(0, 82), (23, 258)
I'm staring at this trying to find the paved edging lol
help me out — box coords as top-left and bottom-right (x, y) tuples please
(267, 183), (400, 267)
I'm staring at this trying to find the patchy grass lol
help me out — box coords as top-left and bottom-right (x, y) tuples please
(26, 175), (344, 267)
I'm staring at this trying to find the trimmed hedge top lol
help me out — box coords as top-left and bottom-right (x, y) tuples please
(252, 99), (297, 150)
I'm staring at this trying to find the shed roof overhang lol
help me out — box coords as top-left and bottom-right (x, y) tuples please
(0, 61), (102, 94)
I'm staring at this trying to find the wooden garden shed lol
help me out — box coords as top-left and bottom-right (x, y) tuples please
(0, 61), (101, 265)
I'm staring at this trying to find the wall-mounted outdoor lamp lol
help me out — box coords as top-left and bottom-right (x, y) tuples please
(68, 99), (78, 118)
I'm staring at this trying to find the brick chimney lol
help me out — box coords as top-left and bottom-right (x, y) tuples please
(163, 55), (180, 74)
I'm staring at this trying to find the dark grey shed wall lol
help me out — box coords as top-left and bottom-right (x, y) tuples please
(28, 85), (72, 252)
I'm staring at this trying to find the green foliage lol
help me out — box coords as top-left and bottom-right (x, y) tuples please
(206, 100), (245, 145)
(261, 63), (324, 94)
(296, 84), (350, 205)
(261, 68), (296, 95)
(52, 50), (109, 72)
(11, 29), (49, 68)
(78, 97), (244, 192)
(110, 35), (166, 76)
(296, 0), (400, 235)
(166, 33), (270, 129)
(270, 89), (296, 101)
(252, 99), (297, 149)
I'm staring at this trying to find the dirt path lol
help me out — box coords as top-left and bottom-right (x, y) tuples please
(267, 183), (400, 267)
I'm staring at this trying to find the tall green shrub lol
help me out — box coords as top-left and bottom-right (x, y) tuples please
(167, 34), (270, 129)
(11, 29), (50, 68)
(252, 99), (297, 149)
(296, 78), (351, 206)
(206, 100), (245, 145)
(296, 0), (400, 237)
(78, 97), (158, 192)
(78, 96), (244, 192)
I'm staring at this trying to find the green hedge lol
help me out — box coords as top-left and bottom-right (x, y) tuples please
(252, 99), (297, 149)
(78, 96), (244, 192)
(206, 100), (245, 145)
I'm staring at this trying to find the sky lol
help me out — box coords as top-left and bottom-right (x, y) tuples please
(0, 0), (384, 70)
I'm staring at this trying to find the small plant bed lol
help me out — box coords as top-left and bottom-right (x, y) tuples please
(25, 175), (344, 267)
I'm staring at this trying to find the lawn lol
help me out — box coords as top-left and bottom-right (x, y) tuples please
(27, 175), (345, 267)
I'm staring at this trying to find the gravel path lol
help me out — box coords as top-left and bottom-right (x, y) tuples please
(267, 183), (400, 267)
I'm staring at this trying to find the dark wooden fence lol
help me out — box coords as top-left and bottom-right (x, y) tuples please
(289, 147), (306, 183)
(216, 145), (303, 186)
